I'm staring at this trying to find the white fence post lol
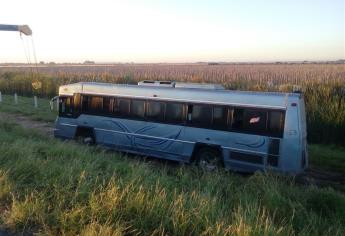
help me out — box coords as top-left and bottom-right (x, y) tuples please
(0, 91), (2, 103)
(34, 96), (38, 108)
(14, 93), (18, 105)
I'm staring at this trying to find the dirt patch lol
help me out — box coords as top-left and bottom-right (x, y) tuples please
(0, 112), (54, 137)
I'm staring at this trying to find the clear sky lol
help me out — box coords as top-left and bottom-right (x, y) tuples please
(0, 0), (344, 63)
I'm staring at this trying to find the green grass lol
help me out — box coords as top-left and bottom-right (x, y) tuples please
(0, 94), (57, 122)
(0, 118), (344, 235)
(309, 144), (345, 172)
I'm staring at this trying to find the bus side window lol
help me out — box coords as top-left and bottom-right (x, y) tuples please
(146, 101), (165, 121)
(90, 96), (103, 113)
(232, 108), (244, 130)
(190, 104), (212, 128)
(115, 98), (130, 117)
(59, 97), (73, 116)
(165, 103), (185, 124)
(212, 106), (228, 130)
(59, 97), (66, 113)
(103, 97), (112, 114)
(131, 99), (145, 119)
(243, 109), (267, 134)
(268, 111), (285, 137)
(82, 96), (90, 113)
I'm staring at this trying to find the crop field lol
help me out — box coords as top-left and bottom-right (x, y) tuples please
(0, 64), (345, 235)
(1, 63), (345, 145)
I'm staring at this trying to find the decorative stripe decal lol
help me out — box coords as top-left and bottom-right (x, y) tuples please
(222, 146), (278, 156)
(92, 127), (275, 156)
(94, 127), (195, 144)
(57, 122), (276, 157)
(60, 123), (77, 127)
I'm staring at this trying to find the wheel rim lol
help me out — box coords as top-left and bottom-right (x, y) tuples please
(83, 137), (94, 145)
(198, 150), (220, 171)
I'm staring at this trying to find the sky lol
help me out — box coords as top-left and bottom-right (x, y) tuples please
(0, 0), (344, 63)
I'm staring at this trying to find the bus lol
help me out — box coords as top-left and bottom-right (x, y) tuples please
(53, 81), (308, 174)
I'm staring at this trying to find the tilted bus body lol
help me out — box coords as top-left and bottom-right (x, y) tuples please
(54, 81), (308, 174)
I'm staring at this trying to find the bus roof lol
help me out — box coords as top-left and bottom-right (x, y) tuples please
(59, 82), (301, 109)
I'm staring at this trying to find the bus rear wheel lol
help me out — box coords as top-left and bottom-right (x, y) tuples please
(195, 147), (223, 171)
(75, 127), (95, 145)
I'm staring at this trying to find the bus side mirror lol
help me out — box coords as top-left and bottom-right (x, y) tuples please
(50, 96), (59, 111)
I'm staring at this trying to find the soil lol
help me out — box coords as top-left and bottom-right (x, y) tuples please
(0, 112), (54, 137)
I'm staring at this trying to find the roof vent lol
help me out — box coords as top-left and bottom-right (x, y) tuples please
(138, 80), (175, 87)
(141, 80), (155, 84)
(292, 85), (302, 93)
(175, 82), (225, 90)
(159, 81), (173, 85)
(137, 80), (225, 90)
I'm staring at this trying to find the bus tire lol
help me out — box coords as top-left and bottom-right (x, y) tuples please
(75, 127), (95, 145)
(194, 146), (223, 171)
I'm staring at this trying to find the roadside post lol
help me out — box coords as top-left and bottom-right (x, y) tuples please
(34, 96), (38, 108)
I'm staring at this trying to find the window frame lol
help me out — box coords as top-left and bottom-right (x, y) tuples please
(267, 110), (285, 138)
(115, 97), (131, 118)
(212, 105), (231, 131)
(146, 100), (166, 122)
(74, 93), (285, 138)
(242, 108), (269, 135)
(164, 101), (187, 125)
(59, 96), (74, 117)
(188, 103), (213, 128)
(130, 99), (146, 120)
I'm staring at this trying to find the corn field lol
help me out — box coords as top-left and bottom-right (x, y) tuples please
(0, 63), (344, 145)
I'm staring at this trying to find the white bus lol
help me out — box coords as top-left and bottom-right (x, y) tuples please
(53, 81), (308, 173)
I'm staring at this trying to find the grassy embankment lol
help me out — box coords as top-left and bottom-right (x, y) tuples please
(0, 94), (56, 122)
(0, 94), (345, 235)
